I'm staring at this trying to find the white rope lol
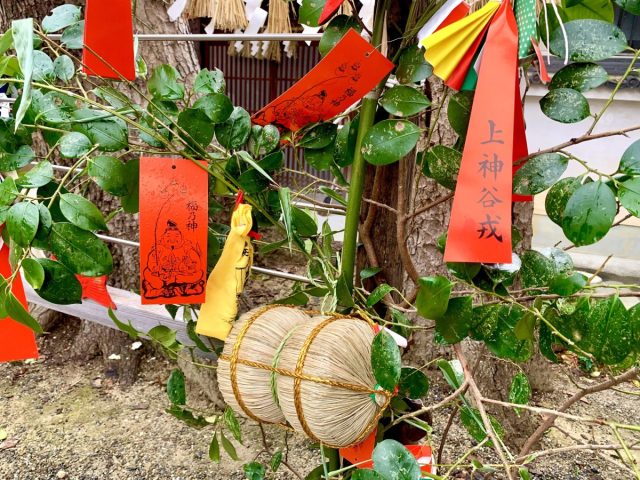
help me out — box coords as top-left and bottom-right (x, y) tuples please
(47, 33), (323, 42)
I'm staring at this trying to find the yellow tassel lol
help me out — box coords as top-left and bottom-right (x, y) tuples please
(196, 204), (253, 340)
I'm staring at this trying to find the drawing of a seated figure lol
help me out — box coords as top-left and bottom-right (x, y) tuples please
(142, 220), (205, 299)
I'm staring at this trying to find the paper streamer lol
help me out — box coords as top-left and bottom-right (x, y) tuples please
(515, 0), (538, 58)
(82, 0), (136, 80)
(139, 158), (208, 305)
(253, 29), (393, 132)
(167, 0), (188, 21)
(0, 244), (38, 363)
(444, 0), (518, 264)
(421, 1), (499, 82)
(445, 20), (489, 91)
(417, 0), (468, 43)
(77, 275), (116, 309)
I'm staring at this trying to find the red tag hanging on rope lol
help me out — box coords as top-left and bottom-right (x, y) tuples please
(318, 0), (346, 25)
(140, 158), (208, 305)
(444, 0), (518, 264)
(82, 0), (136, 80)
(0, 244), (38, 363)
(252, 29), (394, 132)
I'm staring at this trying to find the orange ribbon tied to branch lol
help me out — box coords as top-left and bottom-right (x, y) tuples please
(443, 0), (519, 264)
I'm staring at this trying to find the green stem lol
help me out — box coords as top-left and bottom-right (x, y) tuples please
(340, 0), (391, 290)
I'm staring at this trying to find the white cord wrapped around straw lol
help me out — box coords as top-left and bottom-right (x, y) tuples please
(218, 305), (311, 423)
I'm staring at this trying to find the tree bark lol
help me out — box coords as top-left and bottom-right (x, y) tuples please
(1, 0), (200, 385)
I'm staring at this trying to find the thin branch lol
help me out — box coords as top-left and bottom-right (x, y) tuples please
(396, 156), (421, 284)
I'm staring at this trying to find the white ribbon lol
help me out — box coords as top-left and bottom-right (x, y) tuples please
(167, 0), (188, 22)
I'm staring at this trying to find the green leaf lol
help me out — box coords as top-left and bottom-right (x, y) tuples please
(59, 193), (108, 231)
(615, 0), (640, 14)
(508, 372), (531, 416)
(0, 145), (34, 171)
(247, 125), (280, 158)
(21, 257), (45, 289)
(334, 117), (359, 168)
(178, 108), (214, 149)
(193, 93), (233, 124)
(319, 15), (361, 56)
(351, 470), (387, 480)
(148, 65), (184, 101)
(166, 369), (186, 405)
(562, 181), (616, 246)
(215, 107), (251, 150)
(223, 406), (242, 443)
(519, 467), (533, 480)
(17, 160), (53, 189)
(291, 207), (317, 237)
(42, 4), (82, 33)
(108, 309), (139, 339)
(208, 433), (220, 462)
(545, 177), (582, 226)
(7, 202), (39, 247)
(549, 62), (608, 92)
(447, 91), (474, 139)
(380, 85), (431, 117)
(460, 407), (504, 446)
(148, 325), (177, 348)
(166, 405), (208, 428)
(436, 296), (472, 344)
(371, 331), (402, 391)
(61, 21), (84, 49)
(270, 451), (283, 472)
(0, 178), (17, 207)
(36, 258), (82, 304)
(49, 223), (113, 276)
(88, 156), (128, 196)
(59, 132), (92, 158)
(121, 159), (139, 213)
(550, 19), (627, 62)
(398, 367), (430, 399)
(366, 283), (394, 307)
(514, 312), (536, 341)
(415, 275), (452, 319)
(304, 145), (335, 171)
(446, 261), (481, 282)
(362, 120), (420, 166)
(540, 88), (590, 124)
(630, 304), (640, 354)
(3, 284), (42, 334)
(395, 45), (432, 84)
(272, 291), (309, 306)
(563, 0), (614, 22)
(220, 431), (239, 461)
(619, 139), (640, 175)
(519, 250), (555, 288)
(299, 123), (337, 150)
(279, 187), (293, 245)
(513, 153), (569, 194)
(360, 267), (382, 280)
(619, 178), (640, 217)
(12, 18), (34, 129)
(437, 359), (464, 390)
(299, 0), (327, 26)
(372, 439), (421, 480)
(585, 296), (632, 364)
(548, 271), (587, 295)
(471, 304), (533, 361)
(53, 54), (75, 82)
(32, 50), (54, 82)
(72, 115), (128, 153)
(243, 462), (266, 480)
(194, 68), (225, 95)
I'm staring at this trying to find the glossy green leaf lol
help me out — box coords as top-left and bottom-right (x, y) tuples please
(42, 4), (82, 33)
(398, 367), (430, 399)
(299, 0), (327, 26)
(550, 19), (627, 62)
(366, 283), (395, 307)
(49, 223), (113, 276)
(471, 304), (534, 362)
(148, 325), (177, 349)
(562, 181), (616, 246)
(619, 178), (640, 217)
(540, 88), (590, 123)
(120, 159), (139, 214)
(333, 120), (356, 167)
(243, 462), (266, 480)
(548, 271), (587, 295)
(61, 21), (84, 49)
(72, 115), (128, 152)
(395, 45), (432, 84)
(615, 0), (640, 14)
(194, 68), (225, 95)
(148, 64), (185, 100)
(53, 54), (75, 82)
(618, 139), (640, 175)
(629, 304), (640, 354)
(178, 108), (214, 148)
(422, 145), (461, 190)
(108, 309), (139, 340)
(436, 296), (472, 344)
(166, 369), (186, 405)
(17, 160), (54, 188)
(166, 405), (208, 428)
(248, 125), (280, 156)
(32, 50), (54, 82)
(371, 331), (402, 391)
(447, 261), (481, 282)
(585, 296), (632, 364)
(415, 275), (452, 319)
(460, 407), (504, 445)
(193, 93), (233, 124)
(7, 202), (39, 247)
(362, 120), (420, 166)
(270, 451), (283, 472)
(215, 107), (251, 150)
(59, 132), (92, 158)
(220, 431), (239, 461)
(319, 15), (361, 56)
(291, 207), (317, 237)
(60, 193), (108, 231)
(513, 153), (569, 194)
(224, 406), (242, 443)
(545, 177), (582, 226)
(563, 0), (614, 22)
(299, 123), (337, 150)
(447, 91), (474, 139)
(437, 359), (465, 391)
(12, 18), (34, 129)
(304, 145), (334, 171)
(380, 85), (431, 117)
(36, 258), (82, 304)
(360, 267), (382, 280)
(4, 280), (42, 333)
(21, 257), (45, 289)
(88, 155), (128, 196)
(549, 62), (608, 92)
(0, 145), (34, 172)
(209, 433), (220, 462)
(0, 178), (17, 208)
(372, 439), (421, 480)
(508, 372), (531, 416)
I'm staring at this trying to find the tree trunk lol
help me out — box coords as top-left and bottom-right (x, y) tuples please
(1, 0), (200, 385)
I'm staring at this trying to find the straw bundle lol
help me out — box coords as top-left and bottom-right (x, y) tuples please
(263, 0), (292, 62)
(185, 0), (216, 18)
(213, 0), (249, 31)
(218, 305), (311, 423)
(275, 315), (388, 448)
